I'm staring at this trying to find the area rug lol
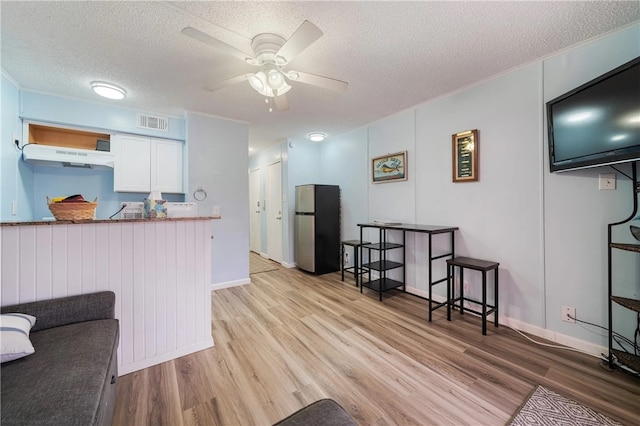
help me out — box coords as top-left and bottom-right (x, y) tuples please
(509, 385), (621, 426)
(250, 253), (278, 274)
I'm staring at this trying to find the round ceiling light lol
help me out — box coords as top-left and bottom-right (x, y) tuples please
(90, 81), (126, 100)
(308, 133), (326, 142)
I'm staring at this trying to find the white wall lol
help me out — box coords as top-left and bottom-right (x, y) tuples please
(542, 26), (640, 342)
(186, 112), (250, 288)
(321, 127), (369, 243)
(413, 63), (544, 322)
(312, 24), (640, 353)
(1, 74), (32, 221)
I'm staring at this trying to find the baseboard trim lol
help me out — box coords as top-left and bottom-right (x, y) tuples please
(501, 317), (607, 359)
(211, 278), (250, 291)
(404, 285), (606, 359)
(118, 339), (214, 376)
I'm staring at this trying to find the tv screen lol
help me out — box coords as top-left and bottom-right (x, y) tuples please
(547, 56), (640, 172)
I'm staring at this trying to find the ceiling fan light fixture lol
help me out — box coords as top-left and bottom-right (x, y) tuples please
(275, 81), (292, 97)
(90, 81), (126, 100)
(308, 132), (326, 142)
(267, 69), (285, 90)
(248, 72), (266, 92)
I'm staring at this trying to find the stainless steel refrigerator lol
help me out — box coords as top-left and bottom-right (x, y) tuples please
(294, 184), (340, 274)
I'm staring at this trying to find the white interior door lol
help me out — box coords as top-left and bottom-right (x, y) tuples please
(249, 168), (261, 253)
(267, 162), (283, 263)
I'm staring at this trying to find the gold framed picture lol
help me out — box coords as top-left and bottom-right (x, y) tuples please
(372, 151), (407, 183)
(452, 130), (478, 182)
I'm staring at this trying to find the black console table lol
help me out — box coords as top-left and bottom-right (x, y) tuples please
(357, 223), (458, 319)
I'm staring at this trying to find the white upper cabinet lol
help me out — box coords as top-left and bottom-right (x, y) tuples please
(151, 138), (184, 194)
(113, 134), (184, 193)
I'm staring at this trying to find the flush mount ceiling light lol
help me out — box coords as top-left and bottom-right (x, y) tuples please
(308, 133), (326, 142)
(90, 81), (126, 100)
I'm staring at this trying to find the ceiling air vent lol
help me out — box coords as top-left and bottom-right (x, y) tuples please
(136, 113), (169, 132)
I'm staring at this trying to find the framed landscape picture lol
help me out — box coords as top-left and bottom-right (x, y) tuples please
(372, 151), (407, 183)
(452, 130), (478, 182)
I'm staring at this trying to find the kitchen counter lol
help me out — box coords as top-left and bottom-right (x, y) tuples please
(0, 216), (221, 226)
(1, 216), (218, 375)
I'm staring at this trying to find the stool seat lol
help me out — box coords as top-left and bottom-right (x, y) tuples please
(447, 256), (499, 271)
(341, 240), (368, 247)
(341, 240), (370, 285)
(446, 256), (499, 335)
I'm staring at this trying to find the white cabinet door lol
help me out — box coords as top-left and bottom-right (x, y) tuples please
(113, 134), (151, 192)
(114, 134), (184, 193)
(151, 138), (184, 194)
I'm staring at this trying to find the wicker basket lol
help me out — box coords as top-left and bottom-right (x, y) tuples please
(47, 197), (98, 221)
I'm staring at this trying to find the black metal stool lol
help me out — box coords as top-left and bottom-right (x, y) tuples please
(341, 240), (370, 286)
(446, 256), (499, 335)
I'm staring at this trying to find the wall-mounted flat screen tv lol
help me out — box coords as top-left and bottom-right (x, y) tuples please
(547, 56), (640, 172)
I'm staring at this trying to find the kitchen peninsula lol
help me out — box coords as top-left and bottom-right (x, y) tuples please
(0, 216), (220, 375)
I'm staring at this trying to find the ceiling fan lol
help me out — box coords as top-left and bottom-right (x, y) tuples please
(181, 20), (348, 111)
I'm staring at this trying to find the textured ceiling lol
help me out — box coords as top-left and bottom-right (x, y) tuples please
(1, 1), (639, 154)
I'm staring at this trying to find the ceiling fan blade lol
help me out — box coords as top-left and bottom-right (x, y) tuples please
(275, 21), (323, 65)
(289, 71), (348, 93)
(181, 27), (253, 63)
(203, 74), (251, 92)
(274, 94), (289, 111)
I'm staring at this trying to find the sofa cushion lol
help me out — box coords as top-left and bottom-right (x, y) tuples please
(0, 313), (36, 363)
(1, 319), (119, 426)
(273, 399), (357, 426)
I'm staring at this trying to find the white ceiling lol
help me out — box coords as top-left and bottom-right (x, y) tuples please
(2, 1), (639, 154)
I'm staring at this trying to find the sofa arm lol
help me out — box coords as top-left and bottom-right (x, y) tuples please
(1, 291), (115, 332)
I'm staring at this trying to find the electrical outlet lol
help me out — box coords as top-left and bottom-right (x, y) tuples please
(562, 305), (576, 323)
(599, 173), (616, 190)
(344, 251), (349, 265)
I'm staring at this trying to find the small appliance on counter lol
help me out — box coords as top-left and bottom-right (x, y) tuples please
(120, 202), (197, 219)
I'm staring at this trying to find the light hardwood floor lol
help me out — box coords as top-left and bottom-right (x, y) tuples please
(112, 262), (640, 425)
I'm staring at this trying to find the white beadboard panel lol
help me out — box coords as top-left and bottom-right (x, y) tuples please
(19, 226), (37, 303)
(166, 224), (178, 352)
(0, 219), (215, 375)
(119, 223), (135, 365)
(175, 220), (187, 349)
(51, 225), (68, 298)
(1, 227), (20, 305)
(132, 223), (146, 362)
(35, 226), (52, 301)
(81, 224), (97, 295)
(67, 225), (82, 295)
(194, 221), (205, 341)
(184, 221), (196, 346)
(95, 225), (110, 292)
(143, 222), (157, 359)
(155, 221), (168, 355)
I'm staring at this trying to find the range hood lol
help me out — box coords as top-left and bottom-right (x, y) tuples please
(22, 144), (114, 169)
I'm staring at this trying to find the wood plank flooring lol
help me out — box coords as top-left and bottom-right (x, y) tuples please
(112, 261), (640, 425)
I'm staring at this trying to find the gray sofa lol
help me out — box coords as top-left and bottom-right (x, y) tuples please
(1, 291), (119, 426)
(274, 399), (357, 426)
